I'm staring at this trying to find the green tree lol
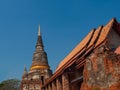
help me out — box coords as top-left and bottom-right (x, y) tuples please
(0, 79), (20, 90)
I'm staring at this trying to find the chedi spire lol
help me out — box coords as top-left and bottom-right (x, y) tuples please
(38, 24), (41, 36)
(36, 24), (44, 50)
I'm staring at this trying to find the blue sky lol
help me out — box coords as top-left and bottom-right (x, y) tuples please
(0, 0), (120, 81)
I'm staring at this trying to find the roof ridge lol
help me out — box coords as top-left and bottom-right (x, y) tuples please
(106, 18), (117, 28)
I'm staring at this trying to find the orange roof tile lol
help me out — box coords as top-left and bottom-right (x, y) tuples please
(56, 18), (118, 72)
(115, 46), (120, 54)
(43, 18), (120, 86)
(56, 30), (94, 71)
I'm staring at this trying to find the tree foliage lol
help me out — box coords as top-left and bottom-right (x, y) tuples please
(0, 78), (20, 90)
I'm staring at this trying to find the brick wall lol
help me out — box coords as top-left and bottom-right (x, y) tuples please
(56, 77), (63, 90)
(52, 80), (57, 90)
(62, 73), (70, 90)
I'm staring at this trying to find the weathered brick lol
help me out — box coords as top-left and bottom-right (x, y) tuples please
(62, 73), (70, 90)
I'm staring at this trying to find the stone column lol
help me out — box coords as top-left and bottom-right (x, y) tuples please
(62, 73), (70, 90)
(41, 87), (45, 90)
(56, 77), (63, 90)
(48, 85), (50, 90)
(52, 80), (57, 90)
(48, 84), (52, 90)
(45, 85), (48, 90)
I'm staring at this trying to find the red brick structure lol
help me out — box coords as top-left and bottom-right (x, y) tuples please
(42, 18), (120, 90)
(80, 46), (120, 90)
(21, 18), (120, 90)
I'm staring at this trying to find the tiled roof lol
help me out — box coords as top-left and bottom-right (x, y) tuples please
(115, 46), (120, 54)
(56, 18), (119, 71)
(55, 30), (94, 71)
(44, 18), (120, 85)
